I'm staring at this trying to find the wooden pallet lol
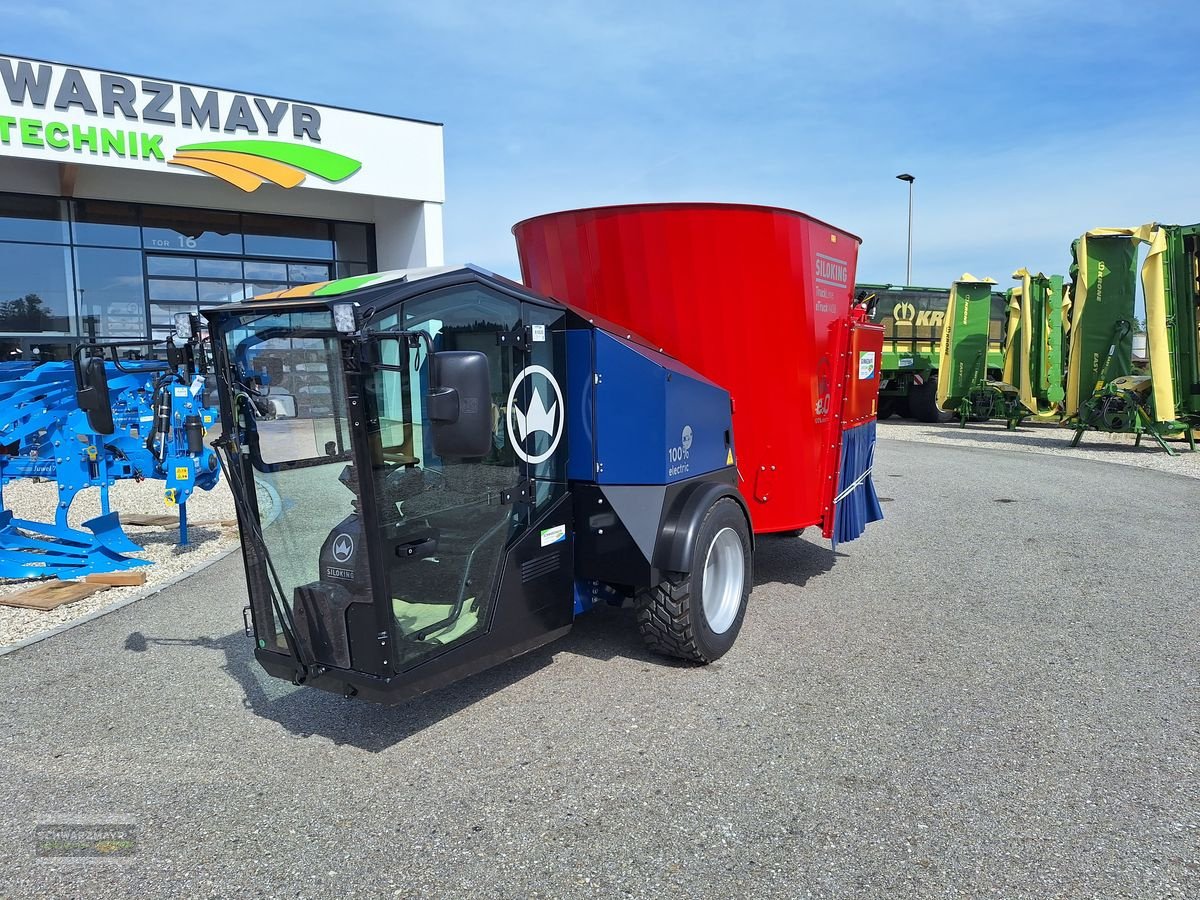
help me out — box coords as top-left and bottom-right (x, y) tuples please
(0, 580), (106, 611)
(84, 571), (147, 587)
(122, 513), (178, 527)
(122, 514), (237, 528)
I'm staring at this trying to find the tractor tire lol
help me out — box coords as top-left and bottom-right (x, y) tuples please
(635, 498), (752, 663)
(877, 396), (898, 420)
(909, 375), (953, 423)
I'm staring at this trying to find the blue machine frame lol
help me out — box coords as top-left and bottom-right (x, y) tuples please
(0, 341), (219, 580)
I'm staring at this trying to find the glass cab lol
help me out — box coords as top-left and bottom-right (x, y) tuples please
(207, 269), (575, 703)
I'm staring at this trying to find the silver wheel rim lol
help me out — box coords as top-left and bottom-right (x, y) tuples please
(702, 527), (744, 635)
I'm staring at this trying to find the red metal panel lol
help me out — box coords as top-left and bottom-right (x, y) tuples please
(843, 322), (884, 428)
(820, 320), (883, 540)
(512, 203), (862, 534)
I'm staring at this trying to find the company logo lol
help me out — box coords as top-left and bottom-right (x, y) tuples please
(0, 57), (363, 194)
(815, 253), (849, 289)
(892, 302), (943, 328)
(168, 140), (361, 192)
(668, 424), (692, 477)
(506, 365), (564, 465)
(331, 533), (354, 563)
(858, 351), (877, 380)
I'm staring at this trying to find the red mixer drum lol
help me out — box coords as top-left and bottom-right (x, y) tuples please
(513, 202), (865, 534)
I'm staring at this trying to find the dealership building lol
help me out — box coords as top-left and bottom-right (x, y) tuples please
(0, 53), (444, 359)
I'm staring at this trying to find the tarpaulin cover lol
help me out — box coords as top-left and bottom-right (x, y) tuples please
(831, 419), (882, 548)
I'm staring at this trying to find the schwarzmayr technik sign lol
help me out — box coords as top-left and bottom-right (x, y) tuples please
(0, 55), (445, 201)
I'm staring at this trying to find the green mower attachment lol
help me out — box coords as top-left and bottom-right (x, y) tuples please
(1064, 225), (1197, 454)
(1003, 269), (1066, 419)
(937, 274), (1027, 429)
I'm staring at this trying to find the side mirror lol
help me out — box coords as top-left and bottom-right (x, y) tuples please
(76, 356), (115, 435)
(429, 351), (491, 458)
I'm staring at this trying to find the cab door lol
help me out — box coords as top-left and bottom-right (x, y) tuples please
(361, 284), (574, 680)
(363, 286), (521, 673)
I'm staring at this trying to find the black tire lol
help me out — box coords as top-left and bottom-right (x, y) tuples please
(635, 498), (752, 663)
(877, 396), (898, 420)
(909, 375), (953, 423)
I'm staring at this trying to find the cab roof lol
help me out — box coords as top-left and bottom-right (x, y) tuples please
(205, 263), (664, 355)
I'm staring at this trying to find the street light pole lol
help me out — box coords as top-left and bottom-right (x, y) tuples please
(896, 173), (915, 285)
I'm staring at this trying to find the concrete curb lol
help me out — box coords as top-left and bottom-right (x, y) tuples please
(0, 542), (241, 658)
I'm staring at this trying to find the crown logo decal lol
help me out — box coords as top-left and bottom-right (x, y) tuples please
(513, 388), (558, 441)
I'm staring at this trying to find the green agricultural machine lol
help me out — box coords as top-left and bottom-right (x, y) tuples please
(935, 274), (1027, 428)
(1064, 225), (1198, 453)
(1001, 269), (1066, 419)
(864, 283), (1006, 422)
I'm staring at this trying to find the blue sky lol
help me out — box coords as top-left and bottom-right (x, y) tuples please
(5, 1), (1199, 287)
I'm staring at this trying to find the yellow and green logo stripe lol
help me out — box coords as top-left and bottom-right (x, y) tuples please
(167, 139), (362, 192)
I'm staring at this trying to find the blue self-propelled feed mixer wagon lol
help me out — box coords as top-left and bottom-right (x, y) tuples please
(206, 249), (882, 704)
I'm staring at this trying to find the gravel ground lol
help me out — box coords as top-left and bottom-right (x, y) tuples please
(879, 417), (1200, 479)
(0, 438), (1196, 898)
(0, 478), (238, 649)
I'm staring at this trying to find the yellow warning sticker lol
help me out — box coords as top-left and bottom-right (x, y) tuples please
(175, 467), (190, 480)
(726, 448), (734, 465)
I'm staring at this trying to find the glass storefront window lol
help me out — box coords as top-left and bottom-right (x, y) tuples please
(245, 283), (287, 299)
(0, 194), (372, 347)
(150, 302), (198, 328)
(27, 342), (74, 363)
(198, 281), (246, 303)
(147, 256), (196, 277)
(0, 194), (69, 245)
(0, 339), (74, 362)
(244, 261), (289, 281)
(143, 207), (242, 255)
(197, 257), (243, 279)
(72, 200), (140, 248)
(148, 278), (198, 302)
(75, 248), (146, 339)
(243, 214), (332, 260)
(288, 263), (330, 283)
(0, 242), (73, 333)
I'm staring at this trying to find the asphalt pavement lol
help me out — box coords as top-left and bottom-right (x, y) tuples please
(0, 439), (1196, 899)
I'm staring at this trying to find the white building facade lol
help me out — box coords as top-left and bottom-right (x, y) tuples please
(0, 53), (444, 358)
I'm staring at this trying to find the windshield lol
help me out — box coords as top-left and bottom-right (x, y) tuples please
(221, 308), (371, 667)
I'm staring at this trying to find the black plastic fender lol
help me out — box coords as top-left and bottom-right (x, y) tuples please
(653, 481), (753, 574)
